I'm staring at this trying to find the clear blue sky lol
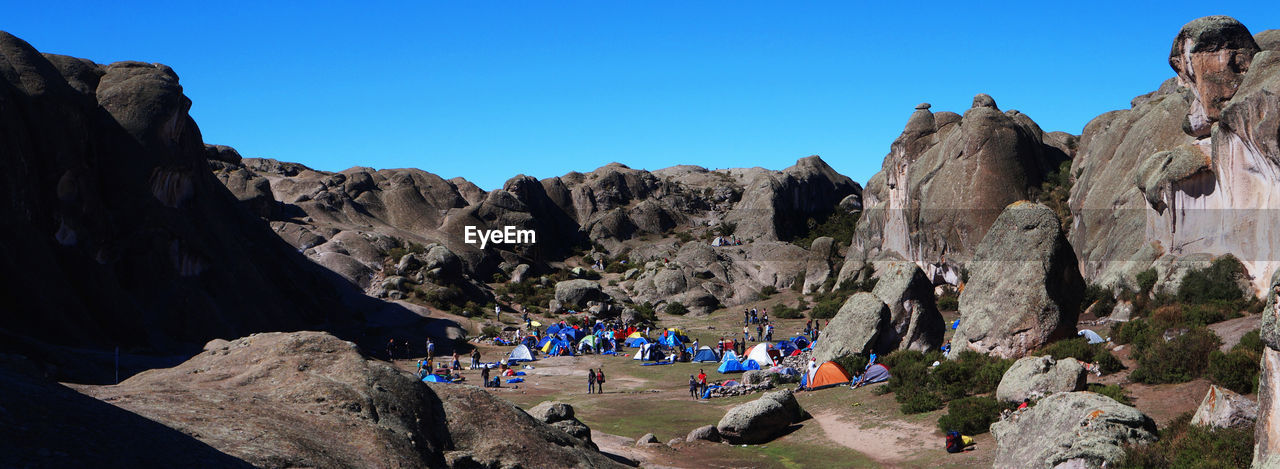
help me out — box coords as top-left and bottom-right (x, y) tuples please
(7, 2), (1277, 190)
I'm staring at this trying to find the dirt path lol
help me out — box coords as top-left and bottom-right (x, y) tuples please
(811, 411), (937, 466)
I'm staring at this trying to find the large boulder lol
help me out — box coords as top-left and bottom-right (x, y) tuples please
(812, 293), (894, 363)
(1169, 15), (1261, 137)
(1192, 385), (1258, 429)
(554, 279), (606, 309)
(995, 355), (1088, 403)
(845, 95), (1071, 286)
(74, 332), (450, 467)
(527, 401), (595, 446)
(951, 202), (1084, 359)
(992, 392), (1157, 469)
(870, 262), (946, 351)
(716, 389), (805, 444)
(1259, 269), (1280, 467)
(686, 425), (721, 443)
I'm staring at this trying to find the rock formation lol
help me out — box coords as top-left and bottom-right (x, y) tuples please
(991, 392), (1157, 469)
(1255, 269), (1280, 467)
(716, 389), (805, 444)
(995, 356), (1088, 403)
(951, 202), (1084, 359)
(1192, 385), (1258, 429)
(869, 262), (946, 351)
(841, 96), (1071, 286)
(811, 292), (894, 363)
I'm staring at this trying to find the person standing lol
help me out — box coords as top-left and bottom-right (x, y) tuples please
(426, 338), (435, 361)
(743, 310), (749, 326)
(596, 368), (606, 394)
(697, 369), (708, 396)
(470, 349), (481, 369)
(689, 375), (699, 399)
(587, 368), (596, 394)
(481, 365), (491, 388)
(386, 338), (396, 360)
(756, 323), (763, 342)
(743, 325), (750, 343)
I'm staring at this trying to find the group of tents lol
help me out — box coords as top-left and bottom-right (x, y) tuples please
(799, 361), (891, 390)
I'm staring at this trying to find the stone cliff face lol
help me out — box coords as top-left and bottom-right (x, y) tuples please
(1071, 17), (1280, 294)
(0, 33), (383, 355)
(842, 97), (1071, 286)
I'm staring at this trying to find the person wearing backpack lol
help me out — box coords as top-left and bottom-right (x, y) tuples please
(595, 368), (606, 394)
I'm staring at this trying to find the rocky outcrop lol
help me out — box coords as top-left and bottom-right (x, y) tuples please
(843, 96), (1071, 286)
(1072, 16), (1280, 294)
(995, 355), (1088, 403)
(951, 202), (1084, 359)
(991, 392), (1157, 469)
(1192, 385), (1258, 429)
(554, 279), (607, 310)
(1255, 269), (1280, 467)
(0, 32), (380, 357)
(715, 389), (805, 444)
(75, 332), (451, 467)
(526, 401), (596, 447)
(869, 262), (945, 351)
(812, 293), (894, 363)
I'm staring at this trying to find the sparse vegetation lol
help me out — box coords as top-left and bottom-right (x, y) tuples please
(1037, 337), (1125, 375)
(1118, 412), (1254, 469)
(880, 350), (1012, 417)
(384, 241), (426, 267)
(1087, 383), (1133, 405)
(793, 211), (861, 250)
(937, 396), (1010, 435)
(832, 354), (869, 377)
(1208, 329), (1263, 394)
(772, 302), (805, 319)
(664, 302), (689, 316)
(1083, 284), (1116, 317)
(1029, 159), (1073, 231)
(936, 287), (959, 311)
(757, 285), (778, 300)
(1130, 327), (1221, 384)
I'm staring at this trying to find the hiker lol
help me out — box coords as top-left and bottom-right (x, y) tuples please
(697, 369), (708, 396)
(743, 325), (750, 343)
(588, 367), (596, 394)
(595, 368), (606, 394)
(744, 310), (749, 326)
(481, 366), (491, 387)
(1018, 398), (1030, 410)
(762, 311), (769, 324)
(494, 304), (501, 320)
(689, 375), (699, 399)
(386, 338), (396, 360)
(470, 349), (481, 369)
(765, 324), (774, 341)
(426, 338), (435, 360)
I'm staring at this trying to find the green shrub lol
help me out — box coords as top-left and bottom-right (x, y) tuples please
(792, 271), (806, 292)
(832, 354), (869, 378)
(1118, 412), (1254, 469)
(604, 261), (629, 274)
(1083, 284), (1116, 317)
(1038, 337), (1124, 375)
(971, 358), (1014, 394)
(1177, 255), (1247, 305)
(481, 325), (500, 338)
(1136, 268), (1158, 295)
(674, 231), (694, 243)
(1236, 329), (1263, 354)
(1183, 302), (1239, 327)
(809, 297), (845, 319)
(1087, 383), (1132, 405)
(937, 396), (1008, 435)
(633, 302), (658, 324)
(1131, 327), (1221, 384)
(760, 285), (778, 297)
(792, 211), (861, 250)
(1112, 319), (1151, 346)
(664, 302), (689, 316)
(772, 302), (804, 319)
(1208, 349), (1259, 394)
(897, 389), (944, 414)
(937, 293), (959, 311)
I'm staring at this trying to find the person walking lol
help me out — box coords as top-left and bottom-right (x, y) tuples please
(595, 368), (606, 394)
(587, 367), (596, 394)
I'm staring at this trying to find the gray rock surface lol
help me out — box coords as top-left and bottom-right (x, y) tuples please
(715, 389), (805, 444)
(991, 392), (1157, 469)
(812, 293), (894, 363)
(686, 425), (721, 443)
(996, 355), (1088, 403)
(1191, 385), (1258, 429)
(637, 433), (659, 445)
(951, 202), (1084, 359)
(554, 279), (606, 309)
(870, 262), (946, 351)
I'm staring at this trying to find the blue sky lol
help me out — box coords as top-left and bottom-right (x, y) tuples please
(7, 2), (1278, 190)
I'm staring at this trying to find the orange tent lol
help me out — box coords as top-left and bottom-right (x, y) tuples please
(808, 361), (853, 389)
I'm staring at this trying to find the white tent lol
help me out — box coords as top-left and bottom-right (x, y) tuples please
(745, 343), (775, 368)
(1078, 329), (1107, 344)
(510, 344), (535, 361)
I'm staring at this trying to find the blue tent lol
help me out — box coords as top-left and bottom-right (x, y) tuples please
(1079, 329), (1106, 344)
(854, 363), (891, 387)
(660, 333), (684, 348)
(692, 347), (720, 363)
(625, 337), (649, 347)
(546, 324), (562, 336)
(422, 374), (450, 383)
(537, 336), (554, 349)
(790, 336), (810, 349)
(952, 319), (960, 330)
(776, 341), (798, 356)
(718, 351), (748, 373)
(744, 359), (762, 371)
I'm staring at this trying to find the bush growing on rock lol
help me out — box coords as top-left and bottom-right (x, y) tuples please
(664, 302), (689, 316)
(1176, 255), (1248, 305)
(1084, 284), (1117, 317)
(1117, 412), (1254, 469)
(937, 396), (1010, 435)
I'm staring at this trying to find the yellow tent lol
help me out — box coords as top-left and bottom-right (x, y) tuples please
(666, 327), (685, 336)
(541, 341), (554, 353)
(627, 331), (644, 339)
